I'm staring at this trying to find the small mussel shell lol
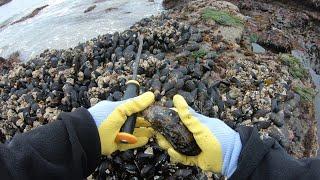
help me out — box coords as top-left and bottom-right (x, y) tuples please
(142, 105), (201, 156)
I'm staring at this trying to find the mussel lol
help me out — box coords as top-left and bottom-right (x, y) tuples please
(142, 105), (201, 156)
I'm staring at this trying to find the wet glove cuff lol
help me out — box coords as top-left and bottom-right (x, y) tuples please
(222, 132), (242, 177)
(88, 101), (121, 127)
(193, 112), (242, 177)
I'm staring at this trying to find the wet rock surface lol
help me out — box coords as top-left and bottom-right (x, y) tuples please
(92, 144), (209, 180)
(84, 5), (97, 13)
(0, 0), (11, 7)
(228, 0), (320, 74)
(0, 0), (318, 179)
(0, 52), (20, 75)
(162, 0), (191, 9)
(11, 5), (49, 25)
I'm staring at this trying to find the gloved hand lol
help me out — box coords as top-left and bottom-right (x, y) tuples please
(88, 92), (155, 155)
(156, 95), (242, 177)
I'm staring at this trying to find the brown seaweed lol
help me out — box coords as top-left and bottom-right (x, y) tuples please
(142, 105), (201, 156)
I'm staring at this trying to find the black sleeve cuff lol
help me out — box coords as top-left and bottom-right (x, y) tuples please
(230, 126), (274, 180)
(57, 107), (101, 177)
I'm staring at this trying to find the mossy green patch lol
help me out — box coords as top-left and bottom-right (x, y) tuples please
(293, 86), (316, 102)
(249, 33), (260, 43)
(192, 49), (207, 59)
(202, 8), (244, 27)
(280, 54), (308, 79)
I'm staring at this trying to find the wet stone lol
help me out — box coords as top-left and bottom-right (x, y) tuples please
(269, 126), (289, 148)
(176, 50), (191, 59)
(251, 43), (266, 53)
(185, 42), (200, 51)
(164, 100), (173, 108)
(140, 165), (155, 178)
(50, 57), (59, 68)
(112, 91), (122, 101)
(189, 33), (203, 43)
(253, 109), (270, 118)
(205, 52), (218, 60)
(155, 52), (165, 60)
(184, 80), (196, 92)
(255, 120), (271, 130)
(271, 98), (280, 113)
(178, 90), (196, 104)
(270, 111), (285, 127)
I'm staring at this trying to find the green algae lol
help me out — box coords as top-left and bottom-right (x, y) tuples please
(293, 86), (316, 102)
(249, 33), (260, 43)
(280, 54), (308, 79)
(202, 8), (244, 27)
(192, 49), (207, 59)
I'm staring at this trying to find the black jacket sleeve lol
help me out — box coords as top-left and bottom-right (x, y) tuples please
(230, 126), (320, 180)
(0, 107), (101, 180)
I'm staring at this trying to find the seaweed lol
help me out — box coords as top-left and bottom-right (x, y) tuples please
(293, 86), (317, 102)
(201, 8), (244, 26)
(280, 54), (308, 79)
(192, 49), (207, 59)
(249, 33), (260, 43)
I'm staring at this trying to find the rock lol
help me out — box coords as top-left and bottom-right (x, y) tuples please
(251, 43), (266, 53)
(178, 90), (196, 104)
(144, 147), (154, 155)
(213, 26), (243, 44)
(189, 33), (203, 43)
(184, 80), (196, 92)
(253, 109), (270, 118)
(84, 5), (96, 13)
(155, 52), (165, 60)
(162, 0), (190, 9)
(140, 165), (155, 178)
(0, 0), (11, 7)
(228, 87), (241, 99)
(271, 98), (280, 113)
(205, 52), (218, 60)
(255, 119), (271, 130)
(164, 100), (173, 108)
(123, 45), (136, 61)
(172, 169), (193, 178)
(268, 126), (289, 148)
(176, 50), (191, 60)
(105, 7), (118, 13)
(185, 42), (200, 51)
(11, 5), (49, 25)
(270, 111), (285, 127)
(112, 91), (122, 101)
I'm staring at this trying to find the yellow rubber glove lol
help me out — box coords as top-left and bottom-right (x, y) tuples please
(88, 92), (155, 155)
(156, 95), (242, 177)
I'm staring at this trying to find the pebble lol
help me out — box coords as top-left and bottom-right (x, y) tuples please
(271, 98), (280, 113)
(185, 42), (200, 51)
(270, 111), (285, 127)
(189, 33), (203, 42)
(251, 43), (266, 53)
(112, 91), (122, 101)
(255, 120), (271, 130)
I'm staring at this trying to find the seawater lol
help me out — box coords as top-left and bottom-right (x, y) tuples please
(0, 0), (163, 60)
